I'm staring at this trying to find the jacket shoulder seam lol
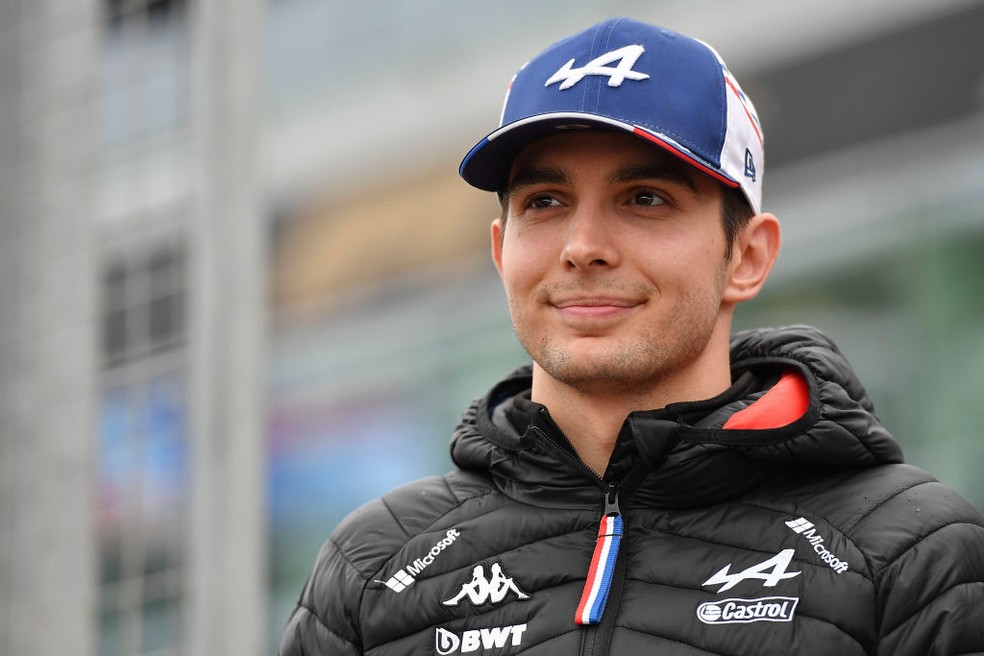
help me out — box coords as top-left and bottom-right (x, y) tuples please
(326, 534), (364, 574)
(842, 476), (931, 534)
(379, 495), (412, 540)
(442, 473), (465, 504)
(377, 474), (493, 540)
(408, 477), (499, 536)
(413, 487), (499, 536)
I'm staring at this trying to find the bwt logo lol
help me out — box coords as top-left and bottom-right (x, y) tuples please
(435, 624), (527, 654)
(697, 597), (798, 625)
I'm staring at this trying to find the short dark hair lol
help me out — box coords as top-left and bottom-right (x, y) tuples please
(497, 183), (755, 260)
(720, 185), (755, 261)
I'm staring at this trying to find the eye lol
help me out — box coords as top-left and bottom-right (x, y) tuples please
(528, 194), (561, 209)
(632, 190), (666, 207)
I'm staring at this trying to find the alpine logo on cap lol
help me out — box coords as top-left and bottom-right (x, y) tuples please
(545, 45), (649, 90)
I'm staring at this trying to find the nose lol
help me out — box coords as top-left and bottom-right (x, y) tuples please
(560, 205), (620, 270)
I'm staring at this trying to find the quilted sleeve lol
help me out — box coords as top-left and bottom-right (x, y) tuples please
(278, 473), (477, 655)
(279, 537), (366, 656)
(873, 483), (984, 655)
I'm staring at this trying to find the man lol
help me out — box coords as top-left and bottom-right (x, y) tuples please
(281, 18), (984, 655)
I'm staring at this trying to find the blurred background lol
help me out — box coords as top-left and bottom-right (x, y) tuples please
(1, 0), (983, 653)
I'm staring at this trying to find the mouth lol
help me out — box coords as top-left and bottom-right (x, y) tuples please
(551, 297), (644, 320)
(553, 297), (640, 308)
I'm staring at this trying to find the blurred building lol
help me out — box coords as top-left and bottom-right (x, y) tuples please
(1, 0), (982, 655)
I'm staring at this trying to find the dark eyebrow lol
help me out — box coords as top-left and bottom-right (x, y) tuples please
(504, 166), (570, 195)
(608, 164), (697, 192)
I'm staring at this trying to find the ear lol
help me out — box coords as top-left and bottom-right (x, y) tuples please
(490, 217), (505, 277)
(723, 213), (781, 303)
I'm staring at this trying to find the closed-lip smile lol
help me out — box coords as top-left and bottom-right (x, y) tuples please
(551, 296), (644, 320)
(552, 297), (640, 308)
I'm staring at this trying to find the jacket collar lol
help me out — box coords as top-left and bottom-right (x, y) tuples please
(449, 326), (904, 509)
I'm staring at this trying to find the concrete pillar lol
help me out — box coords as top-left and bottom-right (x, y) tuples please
(0, 1), (100, 655)
(186, 0), (268, 653)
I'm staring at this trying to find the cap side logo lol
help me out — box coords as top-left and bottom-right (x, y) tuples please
(545, 45), (649, 90)
(744, 149), (756, 181)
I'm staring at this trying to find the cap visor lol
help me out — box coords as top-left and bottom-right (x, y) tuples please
(459, 112), (739, 192)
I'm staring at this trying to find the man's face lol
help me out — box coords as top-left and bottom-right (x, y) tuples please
(492, 130), (734, 395)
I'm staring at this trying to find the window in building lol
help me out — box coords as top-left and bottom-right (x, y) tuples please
(101, 241), (186, 368)
(97, 236), (188, 656)
(101, 0), (190, 149)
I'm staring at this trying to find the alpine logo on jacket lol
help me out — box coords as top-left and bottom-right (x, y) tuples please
(435, 624), (527, 655)
(702, 549), (801, 593)
(785, 517), (850, 574)
(699, 551), (802, 625)
(443, 562), (530, 606)
(377, 528), (461, 593)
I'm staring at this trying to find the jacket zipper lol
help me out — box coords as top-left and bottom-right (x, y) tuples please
(574, 482), (623, 625)
(528, 418), (602, 484)
(529, 415), (644, 656)
(578, 481), (633, 656)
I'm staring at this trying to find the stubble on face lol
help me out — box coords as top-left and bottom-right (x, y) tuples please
(510, 261), (728, 397)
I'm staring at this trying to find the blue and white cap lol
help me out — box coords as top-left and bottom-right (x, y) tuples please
(459, 17), (765, 214)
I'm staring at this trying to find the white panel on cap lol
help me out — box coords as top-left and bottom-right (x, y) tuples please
(719, 67), (764, 214)
(698, 39), (764, 214)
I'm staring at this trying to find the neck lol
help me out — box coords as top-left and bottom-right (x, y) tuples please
(530, 322), (734, 477)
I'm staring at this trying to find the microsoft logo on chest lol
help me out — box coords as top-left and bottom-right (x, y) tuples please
(377, 528), (461, 593)
(785, 517), (849, 574)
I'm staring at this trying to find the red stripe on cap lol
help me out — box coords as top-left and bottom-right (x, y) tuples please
(723, 369), (810, 431)
(724, 76), (763, 146)
(631, 128), (739, 188)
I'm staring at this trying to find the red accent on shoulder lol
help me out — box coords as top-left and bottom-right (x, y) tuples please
(723, 369), (810, 431)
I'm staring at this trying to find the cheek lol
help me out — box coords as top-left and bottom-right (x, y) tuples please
(500, 231), (548, 285)
(637, 234), (726, 293)
(668, 224), (726, 265)
(633, 236), (691, 276)
(497, 252), (535, 309)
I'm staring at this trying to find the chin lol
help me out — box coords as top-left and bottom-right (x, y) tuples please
(538, 347), (665, 392)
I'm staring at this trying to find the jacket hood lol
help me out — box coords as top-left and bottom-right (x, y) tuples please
(449, 325), (904, 509)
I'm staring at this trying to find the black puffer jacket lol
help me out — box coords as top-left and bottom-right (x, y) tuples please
(280, 326), (984, 655)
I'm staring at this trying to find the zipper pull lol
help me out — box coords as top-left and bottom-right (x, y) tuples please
(574, 483), (623, 625)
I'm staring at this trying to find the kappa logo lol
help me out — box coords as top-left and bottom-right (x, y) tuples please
(435, 624), (527, 655)
(545, 44), (650, 90)
(697, 596), (799, 625)
(785, 517), (850, 574)
(376, 528), (461, 593)
(702, 549), (801, 593)
(443, 562), (530, 607)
